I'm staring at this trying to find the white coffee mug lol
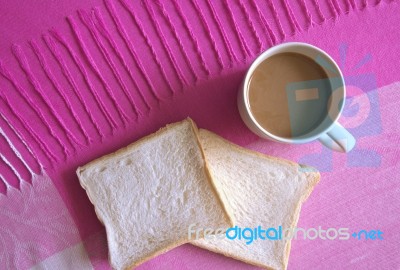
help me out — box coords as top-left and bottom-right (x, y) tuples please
(238, 42), (355, 152)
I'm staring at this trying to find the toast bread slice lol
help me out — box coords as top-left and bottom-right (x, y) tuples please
(192, 129), (320, 270)
(77, 119), (233, 269)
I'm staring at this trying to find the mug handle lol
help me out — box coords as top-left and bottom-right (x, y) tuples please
(318, 123), (356, 153)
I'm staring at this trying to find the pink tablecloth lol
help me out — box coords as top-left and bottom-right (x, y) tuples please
(0, 0), (399, 269)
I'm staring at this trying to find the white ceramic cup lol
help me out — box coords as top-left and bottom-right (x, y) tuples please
(238, 42), (355, 152)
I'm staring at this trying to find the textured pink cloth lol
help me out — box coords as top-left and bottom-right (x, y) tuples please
(0, 0), (399, 269)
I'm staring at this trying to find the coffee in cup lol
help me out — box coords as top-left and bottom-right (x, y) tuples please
(238, 42), (355, 152)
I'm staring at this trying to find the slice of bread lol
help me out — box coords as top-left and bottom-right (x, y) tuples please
(192, 129), (320, 270)
(77, 119), (233, 270)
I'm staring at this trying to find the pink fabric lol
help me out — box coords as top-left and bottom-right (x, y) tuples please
(0, 0), (399, 269)
(0, 173), (82, 269)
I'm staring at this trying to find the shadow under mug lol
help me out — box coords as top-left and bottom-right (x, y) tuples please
(237, 42), (356, 153)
